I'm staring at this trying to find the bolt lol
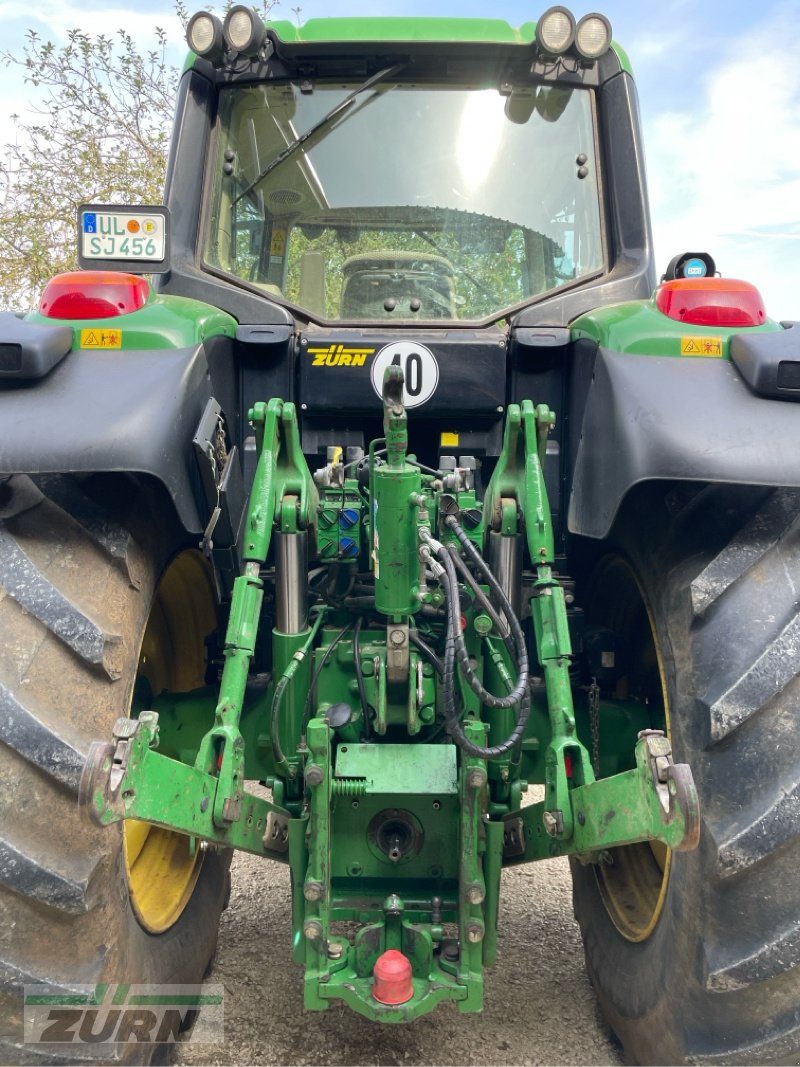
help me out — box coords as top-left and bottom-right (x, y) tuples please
(327, 942), (344, 960)
(301, 403), (308, 411)
(467, 767), (487, 789)
(303, 920), (323, 941)
(389, 628), (406, 646)
(466, 883), (485, 905)
(496, 406), (504, 413)
(305, 764), (324, 787)
(466, 922), (485, 943)
(303, 881), (325, 902)
(200, 796), (209, 813)
(383, 894), (403, 917)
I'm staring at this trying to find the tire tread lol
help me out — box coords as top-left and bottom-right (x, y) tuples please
(0, 528), (121, 679)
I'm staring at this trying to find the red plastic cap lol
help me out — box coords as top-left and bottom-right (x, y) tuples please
(373, 949), (414, 1005)
(39, 271), (150, 320)
(656, 277), (767, 328)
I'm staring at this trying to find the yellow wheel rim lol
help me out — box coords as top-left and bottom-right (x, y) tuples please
(124, 550), (217, 934)
(589, 557), (672, 943)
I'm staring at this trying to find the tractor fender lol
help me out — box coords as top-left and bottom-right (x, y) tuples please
(0, 337), (237, 534)
(568, 344), (800, 540)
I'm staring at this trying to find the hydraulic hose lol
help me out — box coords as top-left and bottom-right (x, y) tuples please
(446, 516), (530, 671)
(447, 543), (511, 653)
(271, 609), (326, 773)
(434, 525), (529, 712)
(425, 529), (531, 760)
(409, 629), (445, 677)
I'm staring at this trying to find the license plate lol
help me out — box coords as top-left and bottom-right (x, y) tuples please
(80, 209), (166, 262)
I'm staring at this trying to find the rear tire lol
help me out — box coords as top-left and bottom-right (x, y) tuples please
(0, 475), (229, 1064)
(571, 484), (800, 1065)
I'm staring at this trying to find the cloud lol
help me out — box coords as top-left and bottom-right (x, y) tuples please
(3, 0), (181, 30)
(646, 11), (800, 318)
(3, 2), (184, 53)
(626, 28), (692, 60)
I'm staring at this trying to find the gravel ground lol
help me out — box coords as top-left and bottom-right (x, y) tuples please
(174, 838), (622, 1067)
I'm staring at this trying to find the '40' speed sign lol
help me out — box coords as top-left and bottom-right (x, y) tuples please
(370, 342), (439, 408)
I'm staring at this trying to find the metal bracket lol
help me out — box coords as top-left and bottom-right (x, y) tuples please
(386, 622), (409, 685)
(263, 810), (290, 853)
(193, 398), (245, 592)
(106, 712), (158, 795)
(502, 731), (700, 864)
(640, 729), (674, 811)
(482, 400), (556, 563)
(78, 712), (294, 860)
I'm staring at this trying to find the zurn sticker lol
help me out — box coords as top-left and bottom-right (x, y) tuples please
(370, 342), (439, 408)
(681, 336), (724, 358)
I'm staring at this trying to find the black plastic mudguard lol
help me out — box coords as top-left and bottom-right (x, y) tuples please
(0, 337), (236, 534)
(0, 313), (72, 380)
(568, 345), (800, 540)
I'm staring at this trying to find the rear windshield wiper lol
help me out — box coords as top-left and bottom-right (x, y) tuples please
(233, 64), (404, 206)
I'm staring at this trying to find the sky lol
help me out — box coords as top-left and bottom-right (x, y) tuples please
(1, 0), (798, 319)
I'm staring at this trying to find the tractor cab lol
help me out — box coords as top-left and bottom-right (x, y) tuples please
(340, 251), (456, 319)
(201, 70), (601, 325)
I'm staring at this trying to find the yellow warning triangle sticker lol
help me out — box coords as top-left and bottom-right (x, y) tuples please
(681, 335), (724, 357)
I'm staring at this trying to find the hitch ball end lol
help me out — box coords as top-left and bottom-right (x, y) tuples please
(373, 950), (414, 1005)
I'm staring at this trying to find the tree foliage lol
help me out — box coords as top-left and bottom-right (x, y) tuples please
(0, 26), (176, 309)
(0, 2), (277, 310)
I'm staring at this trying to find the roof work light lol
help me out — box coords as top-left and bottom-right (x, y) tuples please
(574, 13), (613, 60)
(536, 6), (576, 55)
(535, 7), (613, 62)
(224, 6), (268, 57)
(186, 12), (226, 64)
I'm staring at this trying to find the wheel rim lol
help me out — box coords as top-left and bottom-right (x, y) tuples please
(124, 550), (217, 934)
(589, 557), (672, 943)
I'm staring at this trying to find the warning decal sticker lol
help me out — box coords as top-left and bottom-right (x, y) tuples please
(681, 336), (724, 358)
(81, 329), (122, 349)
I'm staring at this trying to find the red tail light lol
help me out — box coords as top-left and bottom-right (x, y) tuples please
(656, 278), (767, 328)
(39, 271), (150, 320)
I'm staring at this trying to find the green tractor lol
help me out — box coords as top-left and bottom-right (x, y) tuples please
(1, 7), (797, 1063)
